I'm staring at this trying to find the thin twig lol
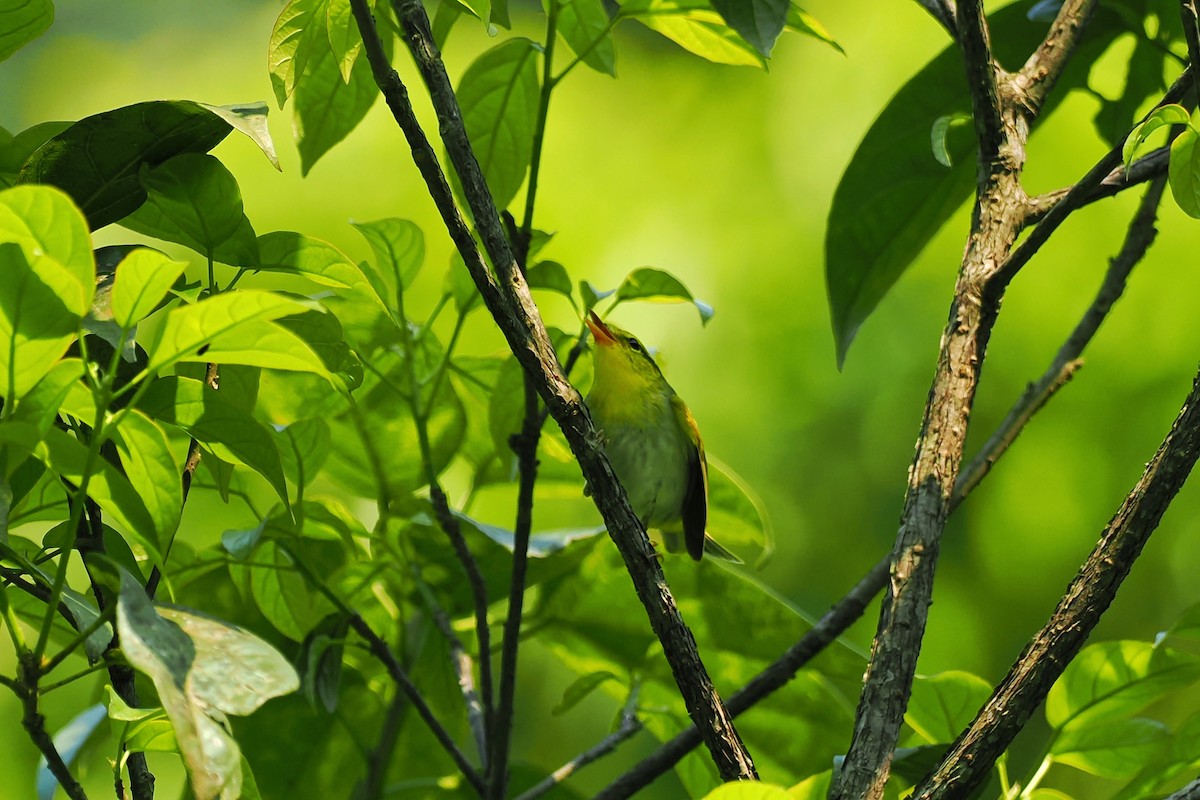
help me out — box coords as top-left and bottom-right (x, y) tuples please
(999, 69), (1191, 288)
(15, 656), (89, 800)
(1180, 0), (1200, 104)
(514, 684), (643, 800)
(1024, 146), (1169, 223)
(956, 174), (1169, 499)
(352, 0), (757, 780)
(358, 684), (409, 800)
(280, 541), (486, 796)
(912, 366), (1200, 800)
(1014, 0), (1099, 113)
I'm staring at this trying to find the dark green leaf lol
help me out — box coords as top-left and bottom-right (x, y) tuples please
(611, 266), (714, 324)
(137, 376), (290, 507)
(825, 5), (1126, 366)
(120, 153), (259, 267)
(579, 280), (614, 312)
(299, 612), (350, 712)
(1112, 712), (1200, 800)
(0, 122), (70, 187)
(710, 0), (787, 57)
(274, 308), (364, 390)
(1169, 126), (1200, 217)
(1046, 641), (1200, 729)
(552, 670), (619, 715)
(527, 259), (576, 305)
(293, 21), (389, 175)
(17, 100), (264, 229)
(456, 38), (541, 210)
(1053, 716), (1170, 779)
(551, 0), (616, 76)
(247, 539), (336, 641)
(0, 0), (53, 62)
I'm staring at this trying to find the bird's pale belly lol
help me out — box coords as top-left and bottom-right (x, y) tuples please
(603, 422), (689, 529)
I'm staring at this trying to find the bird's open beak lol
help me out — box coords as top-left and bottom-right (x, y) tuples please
(585, 311), (615, 346)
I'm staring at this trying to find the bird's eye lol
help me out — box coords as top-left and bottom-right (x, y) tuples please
(627, 337), (642, 351)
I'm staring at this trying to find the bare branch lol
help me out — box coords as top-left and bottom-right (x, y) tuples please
(956, 174), (1169, 500)
(514, 685), (643, 800)
(14, 657), (89, 800)
(913, 365), (1200, 800)
(1167, 777), (1200, 800)
(1024, 146), (1168, 223)
(1014, 0), (1099, 112)
(1180, 1), (1200, 104)
(956, 0), (1006, 165)
(351, 0), (758, 780)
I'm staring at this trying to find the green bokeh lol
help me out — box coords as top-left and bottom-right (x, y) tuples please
(4, 0), (1200, 797)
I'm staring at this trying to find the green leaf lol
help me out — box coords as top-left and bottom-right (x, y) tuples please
(1052, 716), (1170, 779)
(527, 260), (576, 305)
(431, 0), (464, 49)
(1168, 602), (1200, 641)
(785, 5), (841, 54)
(579, 280), (614, 312)
(111, 249), (189, 329)
(247, 539), (335, 641)
(143, 290), (319, 373)
(906, 671), (992, 744)
(137, 376), (290, 507)
(32, 430), (161, 561)
(0, 0), (53, 62)
(273, 308), (364, 390)
(120, 153), (259, 267)
(299, 612), (349, 713)
(17, 100), (264, 230)
(0, 245), (83, 402)
(789, 770), (831, 800)
(351, 217), (425, 304)
(706, 456), (772, 566)
(1124, 104), (1190, 172)
(552, 0), (616, 76)
(710, 0), (787, 57)
(0, 121), (71, 187)
(1112, 712), (1200, 800)
(623, 0), (764, 67)
(1169, 126), (1200, 218)
(930, 113), (972, 168)
(824, 4), (1125, 366)
(271, 417), (330, 490)
(456, 38), (541, 210)
(0, 184), (95, 306)
(1046, 641), (1200, 729)
(116, 567), (299, 800)
(552, 670), (619, 715)
(445, 252), (483, 314)
(700, 783), (792, 800)
(196, 102), (280, 171)
(610, 266), (714, 324)
(326, 0), (368, 82)
(269, 0), (326, 108)
(293, 20), (389, 176)
(35, 704), (107, 800)
(112, 409), (182, 551)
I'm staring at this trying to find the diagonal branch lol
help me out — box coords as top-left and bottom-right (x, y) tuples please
(1167, 777), (1200, 800)
(350, 0), (757, 780)
(912, 363), (1200, 800)
(1014, 0), (1099, 113)
(956, 0), (1006, 166)
(1024, 145), (1169, 223)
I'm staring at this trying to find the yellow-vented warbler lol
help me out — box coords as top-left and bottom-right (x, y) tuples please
(584, 311), (740, 563)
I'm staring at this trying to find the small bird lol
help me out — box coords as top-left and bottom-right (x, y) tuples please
(584, 311), (740, 563)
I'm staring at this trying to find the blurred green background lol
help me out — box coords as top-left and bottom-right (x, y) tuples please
(4, 0), (1200, 797)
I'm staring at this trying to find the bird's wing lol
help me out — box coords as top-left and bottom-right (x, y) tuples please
(672, 395), (707, 561)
